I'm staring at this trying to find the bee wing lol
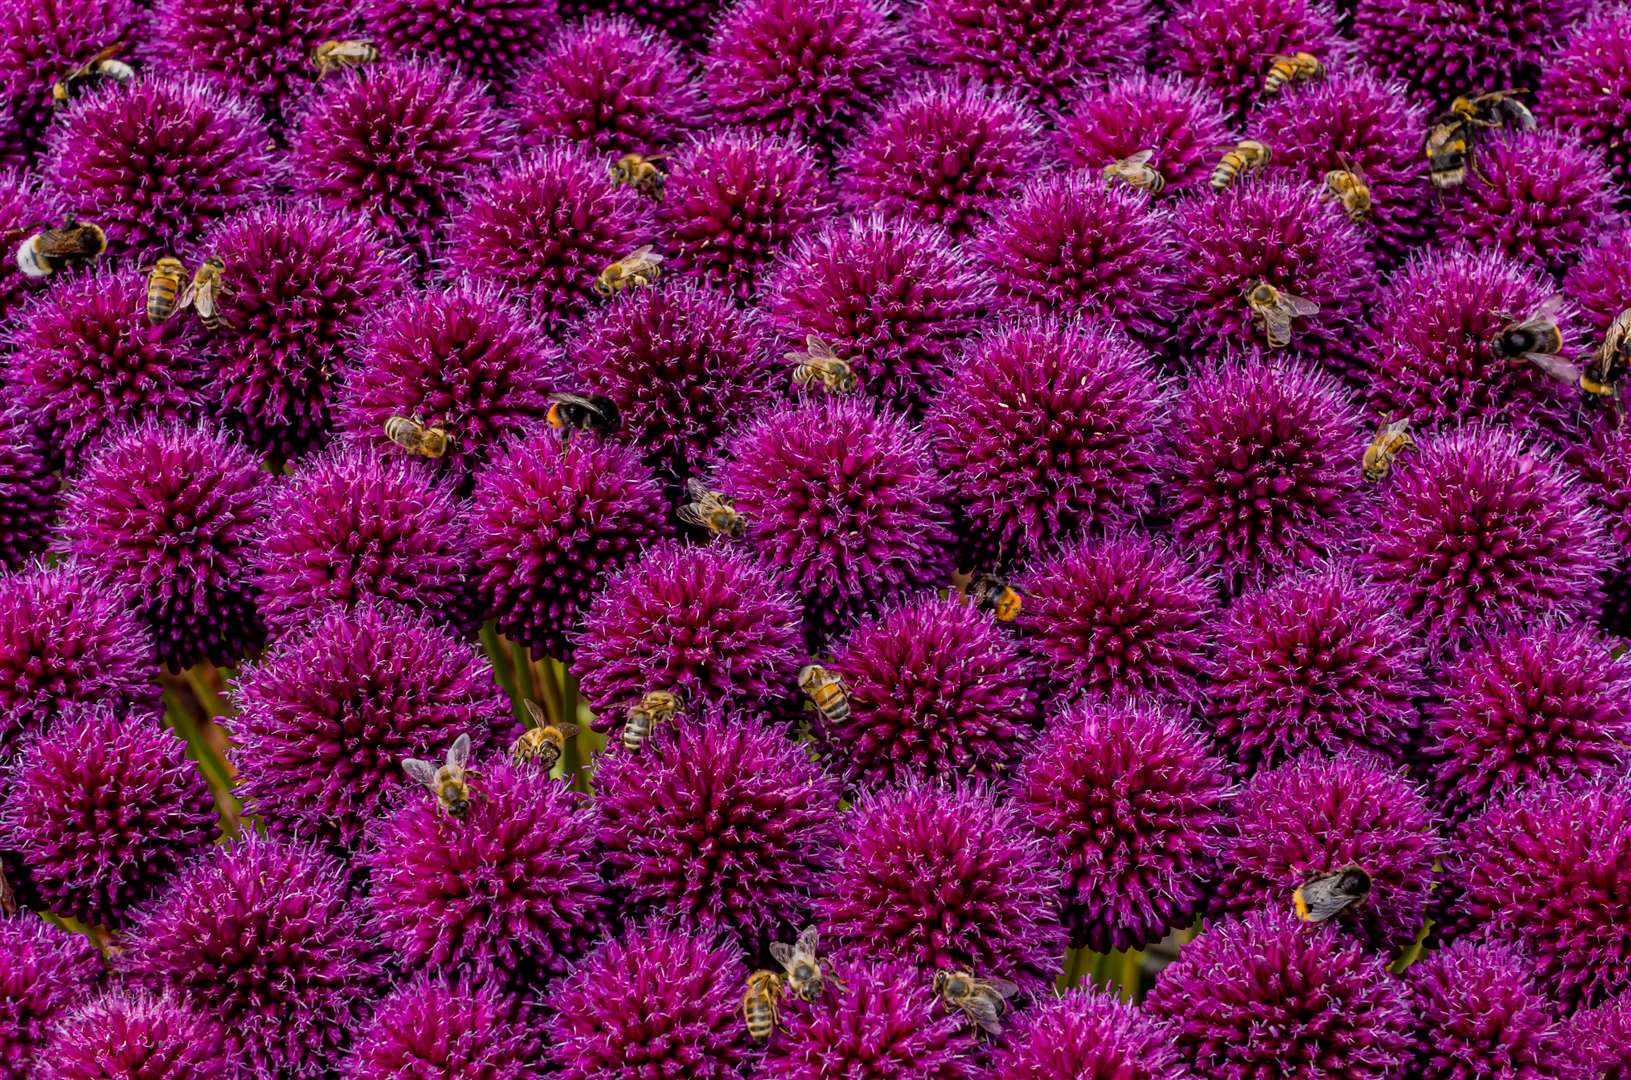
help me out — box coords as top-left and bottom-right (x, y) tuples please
(685, 477), (712, 501)
(401, 758), (437, 786)
(1381, 417), (1412, 438)
(557, 724), (579, 739)
(447, 732), (472, 769)
(175, 278), (197, 313)
(676, 503), (710, 528)
(524, 699), (546, 726)
(191, 281), (217, 320)
(1260, 307), (1294, 347)
(795, 924), (820, 956)
(1528, 294), (1566, 324)
(1523, 352), (1582, 383)
(769, 941), (796, 968)
(983, 977), (1021, 1000)
(1124, 148), (1155, 167)
(963, 996), (1005, 1035)
(805, 335), (839, 361)
(1284, 293), (1322, 317)
(1295, 874), (1366, 922)
(628, 245), (654, 260)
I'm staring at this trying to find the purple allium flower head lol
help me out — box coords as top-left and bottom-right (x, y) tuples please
(762, 956), (980, 1080)
(254, 446), (473, 636)
(1406, 939), (1581, 1080)
(0, 705), (215, 929)
(511, 15), (703, 157)
(595, 715), (838, 951)
(61, 421), (266, 670)
(0, 170), (60, 323)
(39, 991), (238, 1080)
(658, 129), (832, 302)
(976, 171), (1180, 347)
(1161, 0), (1342, 118)
(911, 0), (1154, 111)
(231, 604), (512, 849)
(1355, 0), (1585, 103)
(1164, 357), (1365, 592)
(558, 0), (721, 48)
(338, 281), (561, 476)
(361, 0), (557, 87)
(1565, 225), (1631, 340)
(1172, 176), (1374, 376)
(991, 988), (1190, 1080)
(1209, 565), (1425, 773)
(925, 316), (1164, 569)
(0, 917), (103, 1077)
(1574, 992), (1631, 1080)
(1358, 427), (1607, 657)
(1540, 7), (1631, 200)
(1015, 696), (1229, 953)
(1573, 421), (1631, 634)
(344, 975), (540, 1080)
(819, 781), (1065, 991)
(824, 595), (1038, 789)
(121, 834), (382, 1079)
(196, 204), (408, 464)
(447, 146), (654, 332)
(0, 410), (56, 574)
(550, 923), (751, 1080)
(1444, 781), (1631, 1007)
(766, 214), (991, 416)
(1214, 751), (1441, 951)
(1441, 129), (1618, 279)
(1364, 248), (1577, 437)
(6, 269), (206, 474)
(289, 57), (503, 268)
(367, 758), (609, 990)
(1014, 531), (1218, 710)
(1055, 73), (1233, 195)
(472, 429), (671, 660)
(1145, 909), (1413, 1079)
(0, 0), (142, 164)
(0, 564), (160, 744)
(46, 76), (273, 264)
(839, 79), (1044, 238)
(571, 541), (805, 728)
(719, 398), (955, 642)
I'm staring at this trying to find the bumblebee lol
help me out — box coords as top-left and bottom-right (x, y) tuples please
(1425, 90), (1534, 189)
(797, 664), (851, 725)
(1493, 295), (1566, 369)
(51, 44), (134, 109)
(14, 218), (107, 278)
(770, 925), (832, 1001)
(932, 970), (1021, 1036)
(179, 256), (228, 329)
(401, 733), (473, 819)
(1584, 308), (1631, 421)
(546, 392), (619, 437)
(142, 256), (187, 324)
(1210, 140), (1271, 191)
(383, 416), (451, 458)
(1262, 52), (1323, 96)
(1361, 417), (1414, 483)
(594, 245), (663, 296)
(969, 574), (1021, 621)
(1323, 168), (1372, 222)
(1102, 149), (1166, 196)
(622, 690), (678, 753)
(609, 152), (667, 199)
(313, 39), (379, 79)
(1293, 865), (1372, 923)
(787, 335), (859, 393)
(678, 478), (746, 537)
(1245, 280), (1320, 349)
(510, 700), (578, 772)
(742, 970), (784, 1040)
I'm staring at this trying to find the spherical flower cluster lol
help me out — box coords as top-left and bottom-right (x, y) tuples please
(1573, 992), (1631, 1080)
(1162, 0), (1341, 117)
(0, 409), (56, 574)
(1565, 226), (1631, 341)
(0, 918), (104, 1077)
(0, 0), (141, 164)
(1355, 0), (1586, 103)
(344, 976), (540, 1080)
(38, 992), (236, 1080)
(1540, 7), (1631, 197)
(1406, 939), (1578, 1080)
(0, 170), (59, 322)
(1016, 697), (1230, 952)
(991, 989), (1190, 1080)
(1572, 422), (1631, 634)
(361, 0), (558, 86)
(556, 0), (722, 48)
(1054, 73), (1232, 195)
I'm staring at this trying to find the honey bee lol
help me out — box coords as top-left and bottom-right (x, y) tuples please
(1210, 140), (1271, 191)
(1493, 295), (1567, 372)
(742, 970), (784, 1039)
(797, 664), (851, 725)
(678, 478), (746, 537)
(312, 39), (380, 79)
(51, 44), (134, 109)
(1293, 865), (1372, 923)
(1361, 417), (1414, 483)
(1262, 52), (1324, 96)
(401, 733), (473, 819)
(546, 392), (620, 437)
(510, 700), (578, 772)
(14, 218), (107, 278)
(1245, 280), (1321, 349)
(787, 335), (859, 394)
(1102, 149), (1166, 196)
(383, 415), (451, 458)
(932, 970), (1022, 1036)
(969, 574), (1021, 621)
(1425, 90), (1534, 189)
(142, 256), (187, 324)
(178, 256), (228, 329)
(622, 690), (678, 752)
(594, 245), (663, 296)
(609, 153), (667, 199)
(771, 925), (833, 1001)
(1323, 168), (1372, 222)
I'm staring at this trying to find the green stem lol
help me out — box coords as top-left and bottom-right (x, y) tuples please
(512, 641), (543, 721)
(161, 680), (240, 834)
(1117, 949), (1143, 1001)
(480, 622), (523, 723)
(181, 662), (231, 719)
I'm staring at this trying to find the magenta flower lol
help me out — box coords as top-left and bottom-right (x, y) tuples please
(1355, 0), (1586, 103)
(557, 0), (721, 48)
(361, 0), (557, 86)
(1540, 7), (1631, 198)
(1565, 225), (1631, 341)
(344, 976), (540, 1080)
(39, 991), (237, 1080)
(0, 409), (56, 574)
(1055, 73), (1233, 195)
(1161, 0), (1342, 117)
(1573, 422), (1631, 634)
(1573, 992), (1631, 1080)
(0, 917), (104, 1077)
(991, 989), (1190, 1080)
(0, 0), (142, 164)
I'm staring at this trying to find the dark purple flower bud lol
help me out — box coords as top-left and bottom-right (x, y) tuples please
(0, 409), (56, 574)
(39, 991), (238, 1080)
(1540, 7), (1631, 199)
(991, 988), (1189, 1080)
(344, 975), (540, 1080)
(361, 0), (558, 86)
(1573, 991), (1631, 1080)
(0, 917), (104, 1077)
(1055, 73), (1232, 195)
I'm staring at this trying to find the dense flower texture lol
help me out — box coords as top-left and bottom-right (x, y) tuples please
(1209, 565), (1424, 772)
(1565, 226), (1631, 341)
(45, 76), (273, 263)
(361, 0), (557, 86)
(0, 706), (214, 928)
(840, 80), (1043, 238)
(253, 447), (473, 636)
(339, 281), (560, 476)
(719, 397), (955, 640)
(0, 409), (56, 574)
(1162, 0), (1341, 117)
(557, 0), (722, 46)
(39, 991), (237, 1080)
(819, 782), (1065, 991)
(571, 542), (805, 728)
(1406, 940), (1579, 1080)
(121, 835), (382, 1079)
(0, 918), (103, 1077)
(1573, 421), (1631, 634)
(1054, 73), (1233, 195)
(344, 976), (540, 1080)
(61, 422), (266, 669)
(1574, 992), (1631, 1080)
(1355, 0), (1586, 102)
(767, 214), (992, 415)
(472, 430), (671, 660)
(1541, 7), (1631, 199)
(197, 204), (408, 463)
(549, 924), (752, 1080)
(0, 0), (141, 164)
(0, 565), (160, 745)
(1145, 910), (1413, 1079)
(824, 595), (1038, 789)
(1015, 531), (1218, 709)
(230, 604), (512, 848)
(511, 15), (703, 156)
(367, 759), (609, 990)
(446, 146), (654, 332)
(991, 989), (1190, 1080)
(1359, 427), (1607, 656)
(0, 171), (58, 323)
(1016, 697), (1229, 952)
(925, 317), (1164, 568)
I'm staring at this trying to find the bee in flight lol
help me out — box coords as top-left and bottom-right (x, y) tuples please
(1210, 140), (1271, 191)
(1262, 51), (1324, 95)
(969, 574), (1022, 621)
(1323, 168), (1372, 222)
(510, 700), (578, 772)
(742, 970), (784, 1040)
(1425, 89), (1534, 189)
(798, 664), (851, 725)
(1361, 417), (1414, 483)
(13, 218), (107, 278)
(609, 152), (667, 199)
(932, 969), (1021, 1036)
(771, 925), (836, 1001)
(678, 478), (746, 537)
(402, 732), (473, 819)
(1245, 280), (1320, 349)
(1293, 865), (1372, 923)
(313, 39), (379, 78)
(622, 690), (678, 753)
(788, 335), (859, 394)
(179, 256), (228, 329)
(1102, 149), (1166, 196)
(384, 415), (451, 458)
(546, 392), (619, 437)
(142, 256), (187, 324)
(51, 44), (134, 108)
(594, 245), (663, 296)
